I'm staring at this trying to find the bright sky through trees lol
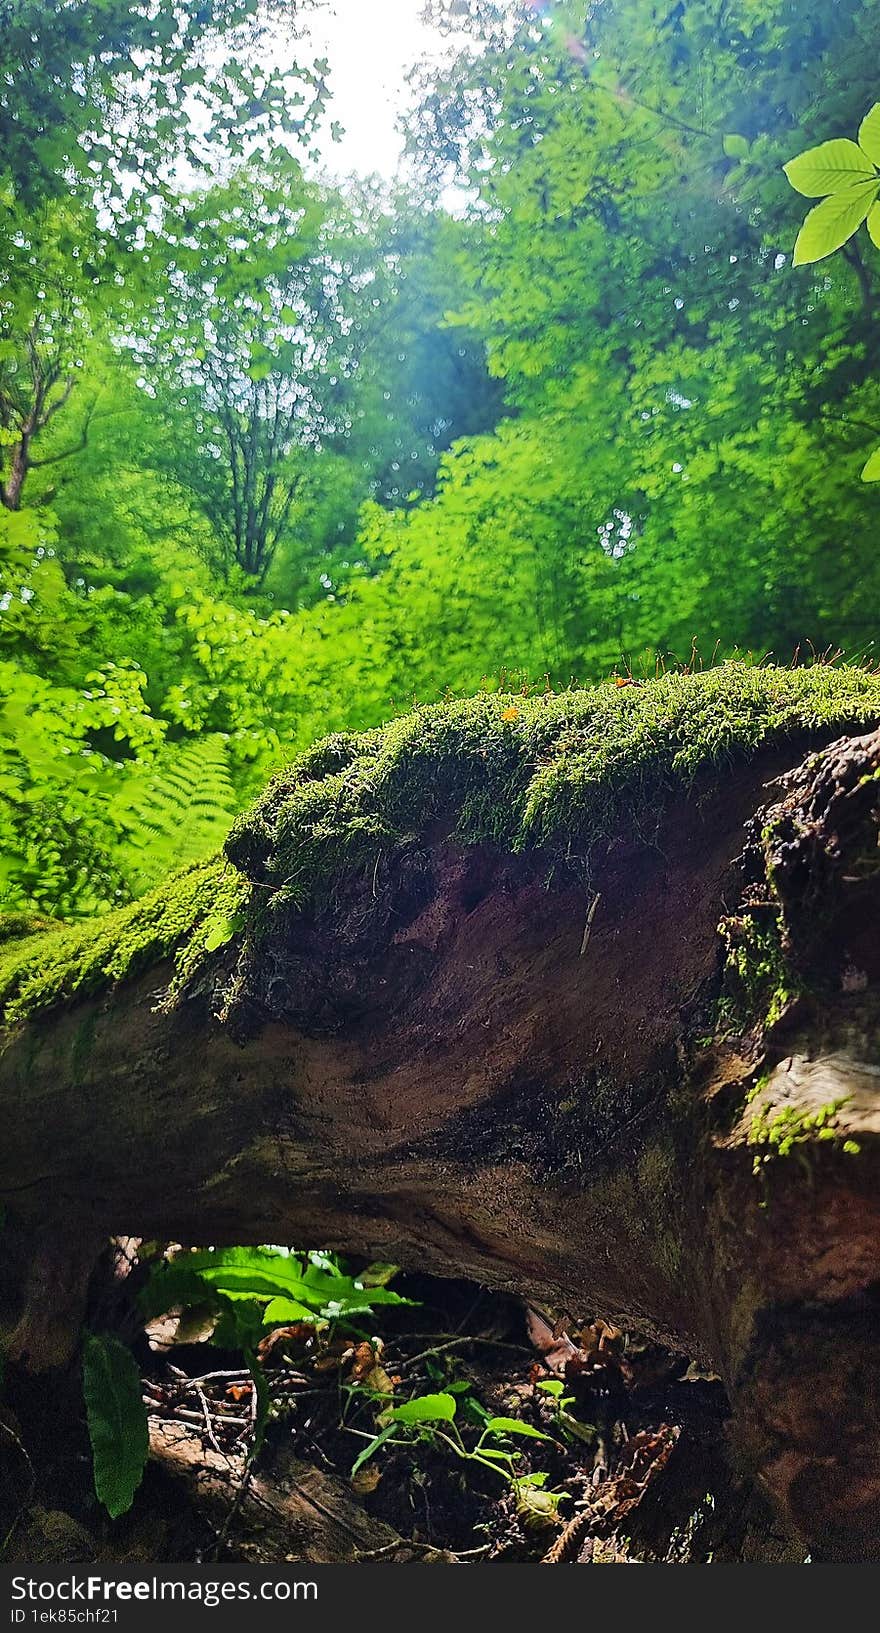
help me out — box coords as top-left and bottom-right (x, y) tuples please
(306, 0), (471, 178)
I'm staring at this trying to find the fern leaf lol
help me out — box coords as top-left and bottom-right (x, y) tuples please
(115, 734), (237, 891)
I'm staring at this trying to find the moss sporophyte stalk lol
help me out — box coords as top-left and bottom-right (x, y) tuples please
(1, 663), (879, 1029)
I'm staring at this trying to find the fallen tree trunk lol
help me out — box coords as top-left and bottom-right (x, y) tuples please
(1, 667), (879, 1559)
(148, 1420), (454, 1563)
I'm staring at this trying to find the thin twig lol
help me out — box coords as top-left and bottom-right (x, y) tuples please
(144, 1398), (250, 1429)
(210, 1460), (254, 1563)
(399, 1336), (532, 1372)
(195, 1386), (226, 1459)
(0, 1419), (37, 1559)
(353, 1538), (451, 1561)
(580, 892), (602, 956)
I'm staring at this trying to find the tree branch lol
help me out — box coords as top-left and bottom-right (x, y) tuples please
(842, 241), (875, 313)
(29, 394), (98, 469)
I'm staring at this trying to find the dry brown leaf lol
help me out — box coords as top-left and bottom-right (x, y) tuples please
(351, 1465), (382, 1496)
(256, 1323), (315, 1363)
(313, 1339), (356, 1374)
(226, 1383), (252, 1403)
(350, 1341), (382, 1381)
(525, 1306), (580, 1374)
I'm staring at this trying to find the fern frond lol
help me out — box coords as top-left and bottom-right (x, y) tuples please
(115, 735), (237, 893)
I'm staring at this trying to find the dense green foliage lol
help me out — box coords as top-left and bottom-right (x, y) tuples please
(2, 0), (880, 922)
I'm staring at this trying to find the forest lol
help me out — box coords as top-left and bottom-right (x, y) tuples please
(1, 0), (880, 1579)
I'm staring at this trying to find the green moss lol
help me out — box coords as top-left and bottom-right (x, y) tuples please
(0, 857), (248, 1029)
(749, 1098), (861, 1177)
(3, 662), (879, 1031)
(0, 912), (63, 945)
(228, 663), (880, 902)
(634, 1140), (684, 1283)
(717, 913), (799, 1035)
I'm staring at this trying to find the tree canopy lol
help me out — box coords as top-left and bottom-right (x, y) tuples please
(2, 0), (879, 922)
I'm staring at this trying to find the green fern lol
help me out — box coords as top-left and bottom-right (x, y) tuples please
(115, 735), (237, 892)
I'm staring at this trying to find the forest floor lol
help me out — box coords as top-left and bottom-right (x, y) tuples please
(2, 1274), (803, 1566)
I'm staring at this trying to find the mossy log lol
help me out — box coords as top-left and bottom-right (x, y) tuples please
(1, 667), (879, 1560)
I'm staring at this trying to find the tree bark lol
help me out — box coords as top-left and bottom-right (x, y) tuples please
(148, 1420), (454, 1564)
(1, 726), (878, 1560)
(1, 433), (30, 510)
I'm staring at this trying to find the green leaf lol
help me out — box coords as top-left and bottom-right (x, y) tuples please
(359, 1262), (401, 1287)
(139, 1261), (222, 1321)
(784, 138), (876, 198)
(391, 1392), (457, 1424)
(143, 1248), (412, 1326)
(203, 912), (244, 952)
(859, 104), (880, 166)
(210, 1299), (266, 1351)
(722, 134), (750, 161)
(793, 182), (879, 265)
(82, 1334), (149, 1520)
(867, 201), (880, 250)
(320, 1295), (407, 1320)
(860, 444), (880, 482)
(484, 1416), (552, 1440)
(263, 1296), (325, 1325)
(164, 1256), (317, 1305)
(560, 1415), (597, 1444)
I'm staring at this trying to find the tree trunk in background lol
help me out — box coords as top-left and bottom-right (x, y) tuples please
(1, 435), (30, 510)
(1, 727), (878, 1561)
